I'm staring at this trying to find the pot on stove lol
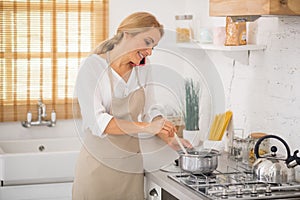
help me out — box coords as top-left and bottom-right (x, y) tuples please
(252, 134), (300, 184)
(178, 149), (220, 174)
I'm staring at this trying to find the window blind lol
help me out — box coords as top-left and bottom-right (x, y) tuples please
(0, 0), (108, 122)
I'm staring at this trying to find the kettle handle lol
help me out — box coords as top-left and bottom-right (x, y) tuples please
(286, 150), (300, 168)
(254, 134), (291, 161)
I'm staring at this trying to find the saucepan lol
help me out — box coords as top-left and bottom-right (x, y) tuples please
(178, 149), (221, 174)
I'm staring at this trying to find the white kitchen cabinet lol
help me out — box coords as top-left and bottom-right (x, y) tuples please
(0, 182), (72, 200)
(209, 0), (300, 16)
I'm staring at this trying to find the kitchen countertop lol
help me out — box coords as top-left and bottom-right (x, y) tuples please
(145, 169), (205, 200)
(145, 152), (246, 200)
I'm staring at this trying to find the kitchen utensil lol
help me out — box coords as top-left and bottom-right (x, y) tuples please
(174, 132), (188, 155)
(178, 149), (220, 174)
(253, 134), (300, 183)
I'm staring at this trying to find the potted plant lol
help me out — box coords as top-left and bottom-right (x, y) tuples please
(183, 78), (201, 146)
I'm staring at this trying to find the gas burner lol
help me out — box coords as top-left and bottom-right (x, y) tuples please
(169, 170), (300, 199)
(191, 172), (216, 178)
(185, 173), (217, 185)
(193, 171), (214, 175)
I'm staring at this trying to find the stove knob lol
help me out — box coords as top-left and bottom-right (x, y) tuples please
(265, 185), (272, 196)
(236, 188), (243, 198)
(221, 189), (228, 199)
(250, 185), (258, 197)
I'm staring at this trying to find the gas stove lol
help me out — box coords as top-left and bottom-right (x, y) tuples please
(168, 163), (300, 199)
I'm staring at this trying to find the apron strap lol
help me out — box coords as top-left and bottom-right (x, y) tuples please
(106, 52), (115, 98)
(107, 67), (115, 97)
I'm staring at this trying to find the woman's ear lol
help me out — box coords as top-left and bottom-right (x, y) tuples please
(123, 31), (132, 40)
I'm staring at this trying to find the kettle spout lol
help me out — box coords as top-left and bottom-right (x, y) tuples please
(286, 150), (300, 168)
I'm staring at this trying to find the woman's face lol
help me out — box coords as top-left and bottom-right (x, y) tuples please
(123, 28), (161, 66)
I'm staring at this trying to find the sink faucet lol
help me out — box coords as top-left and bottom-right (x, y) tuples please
(38, 99), (47, 122)
(21, 99), (56, 128)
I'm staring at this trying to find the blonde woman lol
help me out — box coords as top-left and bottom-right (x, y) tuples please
(72, 12), (191, 200)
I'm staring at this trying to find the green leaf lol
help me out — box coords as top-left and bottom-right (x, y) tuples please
(184, 79), (201, 130)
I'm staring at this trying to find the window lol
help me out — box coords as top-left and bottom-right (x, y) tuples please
(0, 0), (108, 122)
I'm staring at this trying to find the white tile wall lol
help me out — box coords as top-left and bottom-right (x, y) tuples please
(208, 16), (300, 151)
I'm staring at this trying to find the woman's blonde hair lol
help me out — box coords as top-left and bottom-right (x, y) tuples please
(93, 12), (164, 55)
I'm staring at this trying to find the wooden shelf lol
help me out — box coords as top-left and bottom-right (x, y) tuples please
(177, 42), (266, 65)
(177, 42), (266, 51)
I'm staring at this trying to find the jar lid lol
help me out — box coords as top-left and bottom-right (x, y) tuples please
(233, 138), (246, 142)
(175, 15), (193, 20)
(250, 132), (268, 139)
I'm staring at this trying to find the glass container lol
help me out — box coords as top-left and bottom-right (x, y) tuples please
(230, 137), (247, 161)
(228, 129), (247, 161)
(175, 15), (193, 43)
(246, 132), (269, 164)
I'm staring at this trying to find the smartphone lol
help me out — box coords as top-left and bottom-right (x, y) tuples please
(139, 57), (146, 66)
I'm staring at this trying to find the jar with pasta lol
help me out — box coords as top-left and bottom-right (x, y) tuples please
(175, 15), (193, 43)
(246, 132), (269, 165)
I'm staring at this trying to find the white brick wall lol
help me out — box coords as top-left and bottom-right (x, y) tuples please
(207, 16), (300, 150)
(2, 0), (298, 154)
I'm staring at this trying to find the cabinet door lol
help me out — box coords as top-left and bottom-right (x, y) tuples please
(209, 0), (300, 16)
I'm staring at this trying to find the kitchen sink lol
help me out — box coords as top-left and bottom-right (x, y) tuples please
(0, 137), (82, 186)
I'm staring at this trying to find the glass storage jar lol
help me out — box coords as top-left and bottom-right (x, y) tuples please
(246, 132), (269, 164)
(230, 137), (247, 161)
(175, 15), (193, 43)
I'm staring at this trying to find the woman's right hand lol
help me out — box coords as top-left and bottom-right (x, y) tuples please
(146, 118), (176, 137)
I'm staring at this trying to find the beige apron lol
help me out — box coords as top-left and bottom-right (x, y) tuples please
(72, 67), (145, 200)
